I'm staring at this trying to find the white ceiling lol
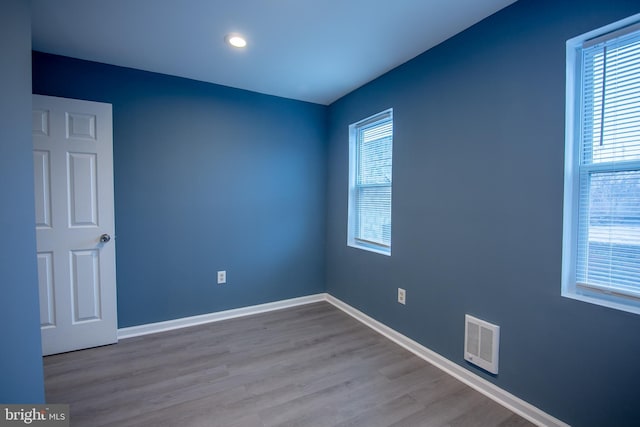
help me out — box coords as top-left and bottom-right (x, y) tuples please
(30, 0), (517, 105)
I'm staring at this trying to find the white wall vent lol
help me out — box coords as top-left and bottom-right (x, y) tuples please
(464, 314), (500, 374)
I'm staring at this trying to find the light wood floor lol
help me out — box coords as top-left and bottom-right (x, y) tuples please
(44, 302), (535, 427)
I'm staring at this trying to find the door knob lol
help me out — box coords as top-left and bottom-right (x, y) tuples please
(100, 233), (111, 243)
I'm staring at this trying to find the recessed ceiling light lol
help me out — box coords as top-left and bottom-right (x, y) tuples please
(225, 34), (247, 48)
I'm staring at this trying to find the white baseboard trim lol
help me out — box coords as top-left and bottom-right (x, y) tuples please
(117, 292), (567, 426)
(325, 294), (570, 427)
(117, 293), (326, 340)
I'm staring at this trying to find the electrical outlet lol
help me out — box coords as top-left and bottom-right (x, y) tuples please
(217, 270), (226, 285)
(398, 288), (406, 305)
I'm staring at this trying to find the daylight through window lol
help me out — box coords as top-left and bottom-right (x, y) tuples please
(562, 16), (640, 314)
(348, 109), (393, 255)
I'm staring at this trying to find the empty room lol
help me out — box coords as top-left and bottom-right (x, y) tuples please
(2, 0), (640, 426)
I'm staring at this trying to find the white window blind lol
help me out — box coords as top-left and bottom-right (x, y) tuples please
(348, 109), (393, 255)
(565, 19), (640, 312)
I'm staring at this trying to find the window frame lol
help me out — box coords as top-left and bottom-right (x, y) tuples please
(348, 109), (393, 256)
(562, 13), (640, 315)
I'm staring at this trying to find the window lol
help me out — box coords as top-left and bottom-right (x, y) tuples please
(563, 15), (640, 315)
(348, 109), (393, 255)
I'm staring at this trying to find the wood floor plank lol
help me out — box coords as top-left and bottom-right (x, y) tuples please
(44, 302), (536, 427)
(447, 398), (518, 427)
(391, 387), (487, 427)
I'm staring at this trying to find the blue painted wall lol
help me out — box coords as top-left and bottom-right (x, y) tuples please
(26, 0), (640, 423)
(0, 0), (45, 403)
(32, 53), (327, 328)
(325, 1), (640, 426)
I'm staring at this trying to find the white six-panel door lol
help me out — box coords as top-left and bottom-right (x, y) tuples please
(33, 94), (117, 356)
